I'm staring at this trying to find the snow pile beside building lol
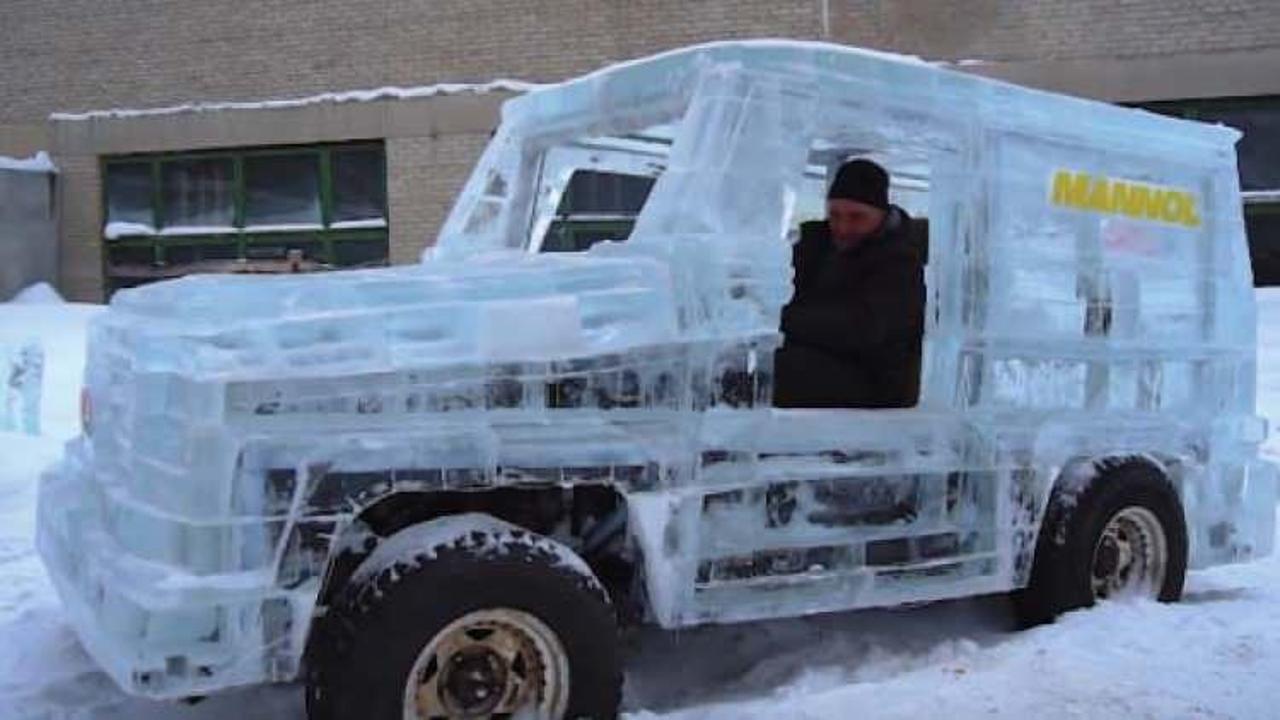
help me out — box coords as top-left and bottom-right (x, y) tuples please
(9, 283), (64, 305)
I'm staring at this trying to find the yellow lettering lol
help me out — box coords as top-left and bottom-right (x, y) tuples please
(1143, 189), (1166, 221)
(1112, 183), (1134, 217)
(1051, 169), (1203, 229)
(1087, 177), (1113, 212)
(1117, 183), (1153, 221)
(1052, 171), (1091, 208)
(1161, 193), (1184, 224)
(1181, 196), (1202, 228)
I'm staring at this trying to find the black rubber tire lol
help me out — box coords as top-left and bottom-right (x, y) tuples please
(306, 522), (622, 720)
(1013, 459), (1188, 628)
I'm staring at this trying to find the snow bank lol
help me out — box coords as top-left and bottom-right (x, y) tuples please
(0, 298), (106, 718)
(0, 152), (56, 174)
(1257, 287), (1280, 460)
(628, 546), (1280, 719)
(49, 80), (542, 122)
(9, 283), (63, 305)
(0, 433), (66, 606)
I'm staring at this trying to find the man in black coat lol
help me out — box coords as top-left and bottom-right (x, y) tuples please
(774, 159), (925, 409)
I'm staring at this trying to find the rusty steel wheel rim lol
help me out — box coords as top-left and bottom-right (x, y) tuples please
(402, 608), (570, 720)
(1091, 506), (1169, 601)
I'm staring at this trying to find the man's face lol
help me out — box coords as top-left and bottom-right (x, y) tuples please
(827, 198), (886, 249)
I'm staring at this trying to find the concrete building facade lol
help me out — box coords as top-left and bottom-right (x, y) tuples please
(2, 0), (1277, 300)
(0, 162), (57, 300)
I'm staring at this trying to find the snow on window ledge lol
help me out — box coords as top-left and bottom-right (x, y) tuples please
(158, 225), (238, 237)
(0, 151), (57, 173)
(242, 223), (325, 233)
(103, 222), (157, 240)
(105, 220), (388, 239)
(1244, 190), (1280, 204)
(329, 218), (388, 230)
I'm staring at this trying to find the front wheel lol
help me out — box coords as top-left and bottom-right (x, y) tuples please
(308, 515), (622, 720)
(1013, 460), (1188, 627)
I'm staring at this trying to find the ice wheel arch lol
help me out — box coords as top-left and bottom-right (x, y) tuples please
(305, 514), (622, 720)
(1013, 459), (1188, 627)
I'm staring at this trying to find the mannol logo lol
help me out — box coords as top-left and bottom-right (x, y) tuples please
(1050, 170), (1203, 228)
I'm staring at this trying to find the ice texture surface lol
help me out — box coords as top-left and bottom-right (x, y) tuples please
(1, 341), (43, 435)
(37, 40), (1275, 700)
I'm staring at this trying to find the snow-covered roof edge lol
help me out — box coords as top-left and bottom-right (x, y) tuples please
(0, 151), (57, 173)
(50, 80), (545, 122)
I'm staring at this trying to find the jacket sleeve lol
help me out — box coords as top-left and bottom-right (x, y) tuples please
(781, 253), (924, 355)
(789, 222), (823, 295)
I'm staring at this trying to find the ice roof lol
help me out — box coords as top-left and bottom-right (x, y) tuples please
(506, 39), (1239, 152)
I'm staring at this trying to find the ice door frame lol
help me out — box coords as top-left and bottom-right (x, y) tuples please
(800, 100), (970, 412)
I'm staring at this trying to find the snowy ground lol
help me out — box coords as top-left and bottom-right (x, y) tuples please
(2, 291), (1279, 720)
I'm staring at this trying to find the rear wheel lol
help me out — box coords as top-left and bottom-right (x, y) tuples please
(307, 515), (622, 720)
(403, 608), (570, 718)
(1090, 505), (1170, 601)
(1014, 460), (1188, 627)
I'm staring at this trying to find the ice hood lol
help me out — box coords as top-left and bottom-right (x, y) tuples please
(95, 251), (679, 381)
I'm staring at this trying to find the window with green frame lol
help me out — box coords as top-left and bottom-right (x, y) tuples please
(101, 142), (389, 293)
(539, 170), (657, 253)
(1138, 96), (1280, 286)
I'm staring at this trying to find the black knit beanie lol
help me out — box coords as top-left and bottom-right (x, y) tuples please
(827, 159), (889, 210)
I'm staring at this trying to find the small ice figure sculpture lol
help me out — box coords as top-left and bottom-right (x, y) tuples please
(36, 40), (1275, 714)
(1, 340), (42, 435)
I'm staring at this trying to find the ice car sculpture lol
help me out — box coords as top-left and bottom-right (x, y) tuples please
(38, 40), (1276, 717)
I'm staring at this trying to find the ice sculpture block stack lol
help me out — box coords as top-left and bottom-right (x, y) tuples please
(38, 40), (1274, 699)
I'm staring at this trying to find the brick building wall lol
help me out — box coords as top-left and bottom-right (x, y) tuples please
(0, 1), (821, 127)
(828, 0), (1280, 62)
(385, 132), (491, 265)
(5, 0), (1279, 129)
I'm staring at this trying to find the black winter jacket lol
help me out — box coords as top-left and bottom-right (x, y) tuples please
(774, 207), (926, 408)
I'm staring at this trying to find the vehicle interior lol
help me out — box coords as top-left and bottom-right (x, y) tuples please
(529, 129), (935, 411)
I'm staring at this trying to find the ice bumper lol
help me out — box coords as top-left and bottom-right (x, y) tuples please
(35, 439), (305, 699)
(1187, 457), (1277, 569)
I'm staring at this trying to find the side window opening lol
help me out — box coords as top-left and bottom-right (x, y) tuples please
(528, 128), (671, 252)
(540, 170), (656, 253)
(774, 142), (933, 411)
